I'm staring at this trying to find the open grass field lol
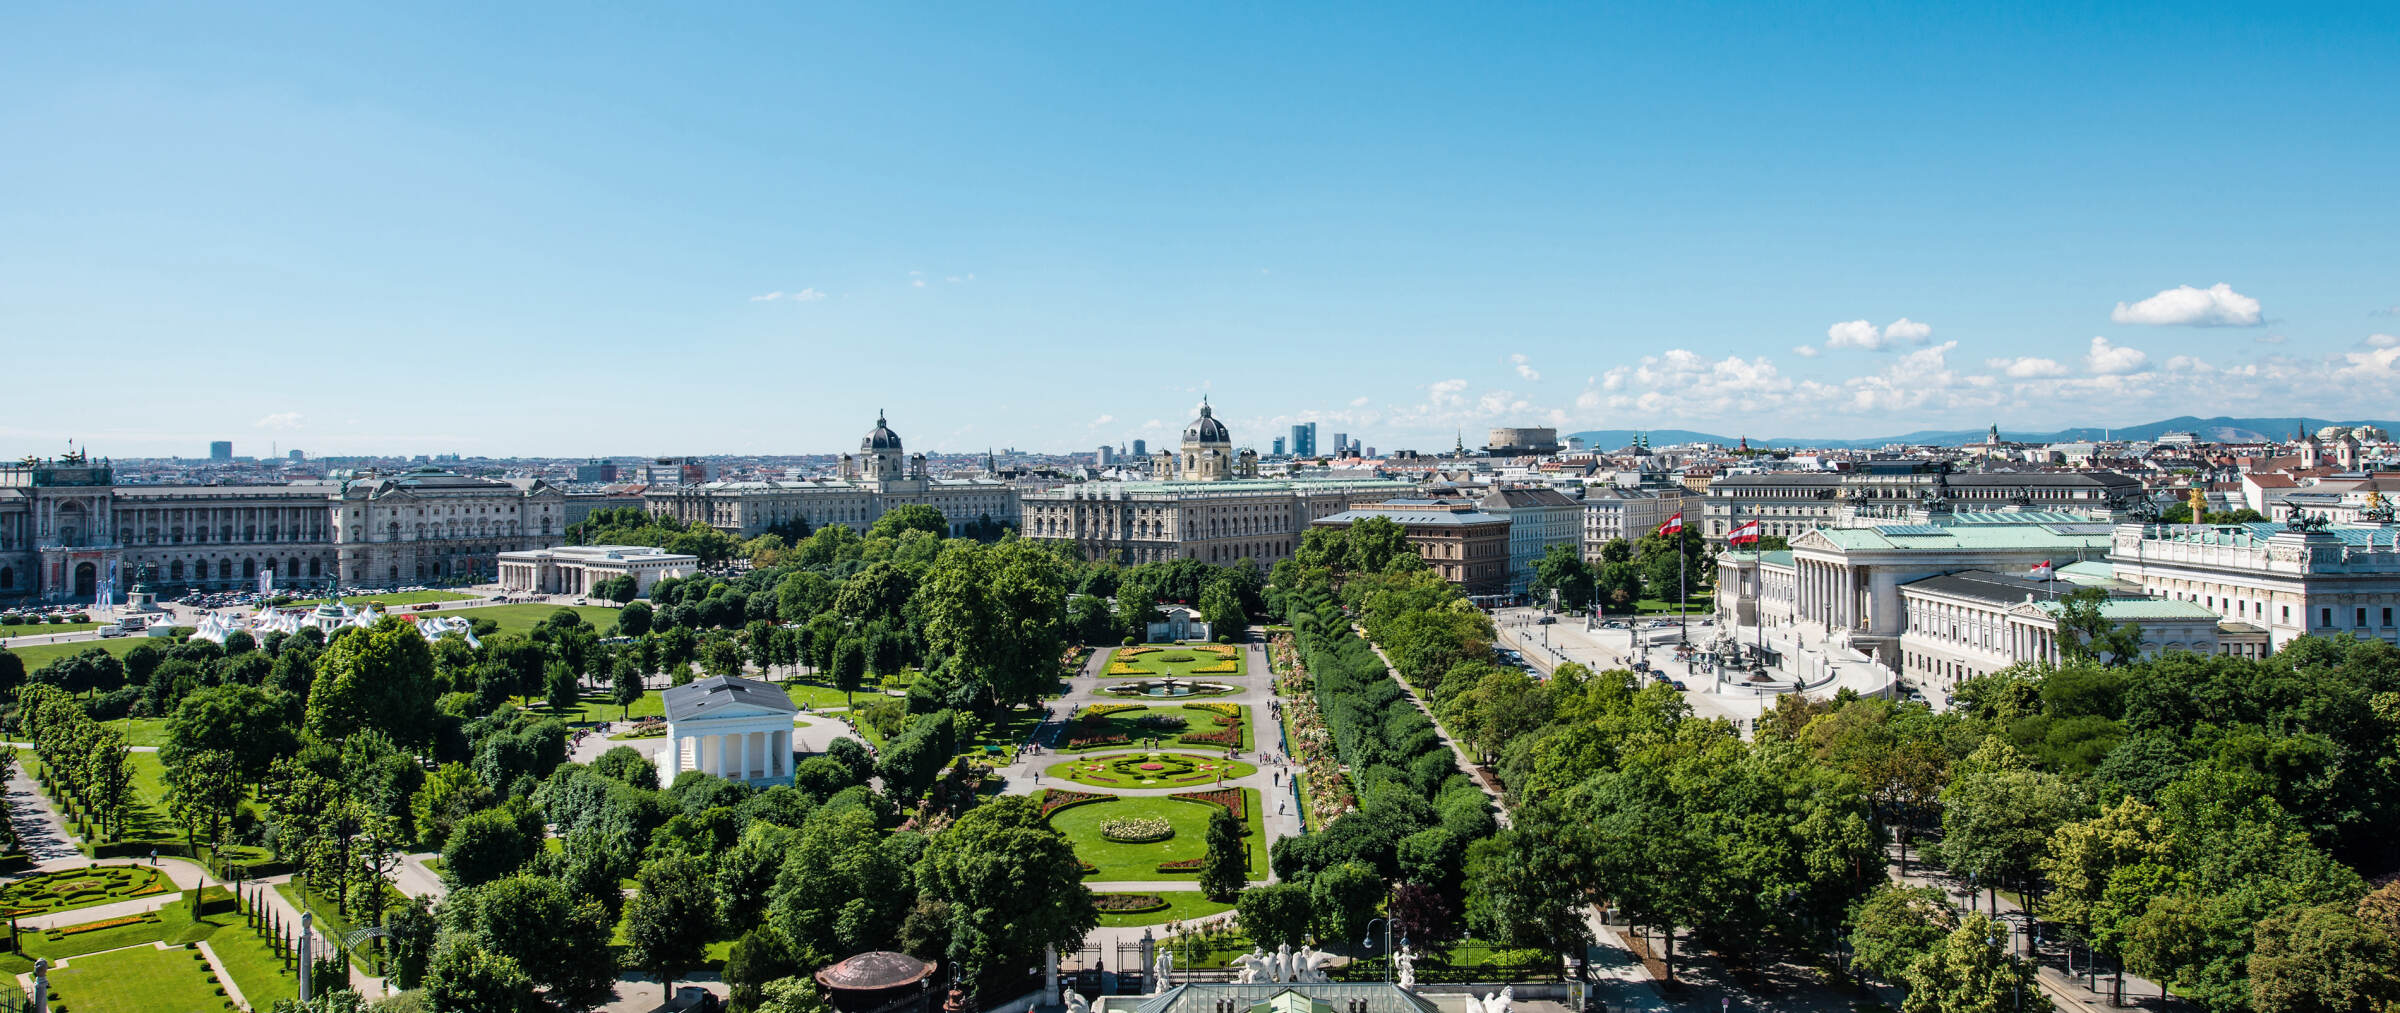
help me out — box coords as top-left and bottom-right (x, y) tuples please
(292, 589), (474, 607)
(46, 943), (232, 1013)
(1632, 591), (1713, 615)
(1044, 752), (1255, 789)
(1047, 789), (1264, 881)
(1105, 645), (1246, 679)
(1059, 704), (1251, 754)
(0, 620), (108, 637)
(0, 635), (156, 672)
(1094, 890), (1237, 927)
(107, 716), (170, 748)
(470, 603), (623, 638)
(0, 886), (293, 1009)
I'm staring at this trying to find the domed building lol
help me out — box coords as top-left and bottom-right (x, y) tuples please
(1156, 399), (1257, 482)
(645, 411), (1017, 541)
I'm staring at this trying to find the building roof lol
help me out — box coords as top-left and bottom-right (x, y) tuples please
(2028, 597), (2220, 621)
(1479, 487), (1580, 510)
(1806, 521), (2114, 553)
(660, 675), (797, 722)
(1183, 400), (1231, 444)
(1313, 506), (1508, 528)
(1901, 569), (2090, 606)
(861, 412), (903, 452)
(1721, 549), (1795, 568)
(814, 951), (934, 991)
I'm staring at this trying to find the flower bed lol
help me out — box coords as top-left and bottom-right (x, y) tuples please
(1093, 893), (1168, 913)
(1156, 653), (1197, 664)
(1038, 789), (1118, 818)
(52, 911), (158, 937)
(1117, 646), (1160, 657)
(1169, 789), (1248, 820)
(0, 865), (170, 916)
(1195, 644), (1239, 658)
(1190, 661), (1239, 674)
(1100, 817), (1175, 843)
(1155, 857), (1207, 873)
(1065, 732), (1130, 749)
(1133, 714), (1189, 730)
(1083, 703), (1146, 718)
(1179, 707), (1243, 748)
(1078, 860), (1098, 876)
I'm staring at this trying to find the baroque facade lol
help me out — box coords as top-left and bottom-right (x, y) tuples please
(1022, 402), (1405, 564)
(1701, 462), (2143, 543)
(0, 454), (563, 601)
(643, 413), (1018, 538)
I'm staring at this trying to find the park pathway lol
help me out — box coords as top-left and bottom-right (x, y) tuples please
(1884, 848), (2184, 1012)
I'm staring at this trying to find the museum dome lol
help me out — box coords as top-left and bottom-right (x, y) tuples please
(1183, 400), (1231, 444)
(862, 412), (902, 452)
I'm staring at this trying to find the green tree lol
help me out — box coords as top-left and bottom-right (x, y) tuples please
(411, 762), (493, 849)
(916, 794), (1096, 984)
(617, 600), (654, 637)
(2054, 587), (2145, 666)
(1235, 883), (1314, 948)
(442, 807), (536, 888)
(2040, 796), (2169, 972)
(422, 939), (542, 1013)
(1846, 884), (1953, 984)
(443, 874), (617, 1010)
(611, 655), (644, 720)
(1899, 913), (2032, 1013)
(1199, 806), (1247, 901)
(1936, 738), (2085, 908)
(753, 976), (835, 1013)
(544, 660), (580, 714)
(870, 504), (949, 540)
(625, 853), (719, 1009)
(833, 637), (867, 705)
(161, 748), (246, 853)
(1309, 860), (1384, 944)
(161, 682), (297, 783)
(2246, 900), (2400, 1013)
(306, 617), (439, 749)
(1528, 544), (1595, 611)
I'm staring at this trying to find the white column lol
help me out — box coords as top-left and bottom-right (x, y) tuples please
(775, 730), (789, 776)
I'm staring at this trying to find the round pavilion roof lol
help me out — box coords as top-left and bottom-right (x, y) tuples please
(815, 951), (936, 992)
(862, 412), (904, 452)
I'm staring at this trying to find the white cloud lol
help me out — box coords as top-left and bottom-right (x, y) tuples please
(1510, 353), (1541, 381)
(1089, 414), (1115, 426)
(1825, 317), (1932, 351)
(1826, 320), (1882, 350)
(1792, 345), (1819, 358)
(2255, 333), (2286, 344)
(911, 279), (927, 288)
(254, 412), (304, 430)
(2372, 305), (2399, 317)
(2110, 283), (2263, 326)
(1986, 356), (2069, 378)
(2085, 336), (2151, 375)
(2367, 333), (2400, 348)
(1349, 396), (1370, 408)
(1427, 379), (1470, 407)
(1883, 317), (1932, 342)
(750, 288), (827, 302)
(750, 291), (782, 302)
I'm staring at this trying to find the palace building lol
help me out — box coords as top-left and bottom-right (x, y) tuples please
(0, 452), (564, 601)
(1021, 401), (1409, 565)
(641, 412), (1018, 538)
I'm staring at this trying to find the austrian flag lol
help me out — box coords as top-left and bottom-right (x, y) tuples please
(2029, 560), (2054, 579)
(1728, 520), (1762, 546)
(1658, 512), (1684, 536)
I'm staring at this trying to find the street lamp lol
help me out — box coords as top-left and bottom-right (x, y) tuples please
(1363, 917), (1394, 982)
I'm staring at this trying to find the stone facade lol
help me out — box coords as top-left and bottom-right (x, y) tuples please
(1312, 499), (1511, 594)
(1478, 486), (1582, 595)
(644, 413), (1018, 538)
(1702, 463), (2143, 543)
(497, 544), (699, 597)
(2106, 520), (2400, 651)
(0, 455), (559, 601)
(1581, 485), (1688, 560)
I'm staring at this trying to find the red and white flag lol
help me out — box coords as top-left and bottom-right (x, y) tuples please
(1728, 520), (1762, 546)
(2028, 559), (2054, 579)
(1658, 512), (1685, 536)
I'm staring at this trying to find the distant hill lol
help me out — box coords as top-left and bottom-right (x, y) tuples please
(1563, 416), (2400, 451)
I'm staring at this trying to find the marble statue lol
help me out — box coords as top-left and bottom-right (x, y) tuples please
(1394, 945), (1416, 990)
(1461, 996), (1483, 1013)
(1063, 990), (1089, 1013)
(1480, 985), (1514, 1013)
(1231, 948), (1272, 984)
(1292, 946), (1334, 984)
(1152, 950), (1174, 994)
(1274, 943), (1294, 983)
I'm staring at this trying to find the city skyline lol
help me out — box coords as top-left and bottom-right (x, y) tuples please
(6, 3), (2398, 457)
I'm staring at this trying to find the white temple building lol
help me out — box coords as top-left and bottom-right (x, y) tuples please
(660, 675), (799, 786)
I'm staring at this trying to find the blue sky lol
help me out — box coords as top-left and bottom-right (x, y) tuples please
(4, 2), (2397, 458)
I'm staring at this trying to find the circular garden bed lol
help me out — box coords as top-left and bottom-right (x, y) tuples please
(1099, 817), (1174, 843)
(1044, 751), (1257, 788)
(0, 865), (170, 916)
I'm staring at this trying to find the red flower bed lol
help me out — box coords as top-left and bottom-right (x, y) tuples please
(1038, 789), (1118, 818)
(1093, 893), (1167, 913)
(1067, 733), (1130, 749)
(1178, 708), (1243, 748)
(1169, 789), (1248, 820)
(1155, 857), (1207, 873)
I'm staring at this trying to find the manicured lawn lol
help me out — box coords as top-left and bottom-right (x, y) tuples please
(1, 635), (157, 672)
(206, 920), (302, 1009)
(291, 589), (474, 607)
(1094, 891), (1238, 927)
(111, 716), (171, 748)
(0, 865), (171, 916)
(1060, 704), (1251, 754)
(0, 885), (237, 971)
(0, 620), (107, 636)
(467, 603), (624, 638)
(1047, 790), (1264, 881)
(529, 688), (668, 725)
(1105, 645), (1246, 679)
(1632, 591), (1713, 615)
(1044, 752), (1255, 789)
(46, 943), (231, 1013)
